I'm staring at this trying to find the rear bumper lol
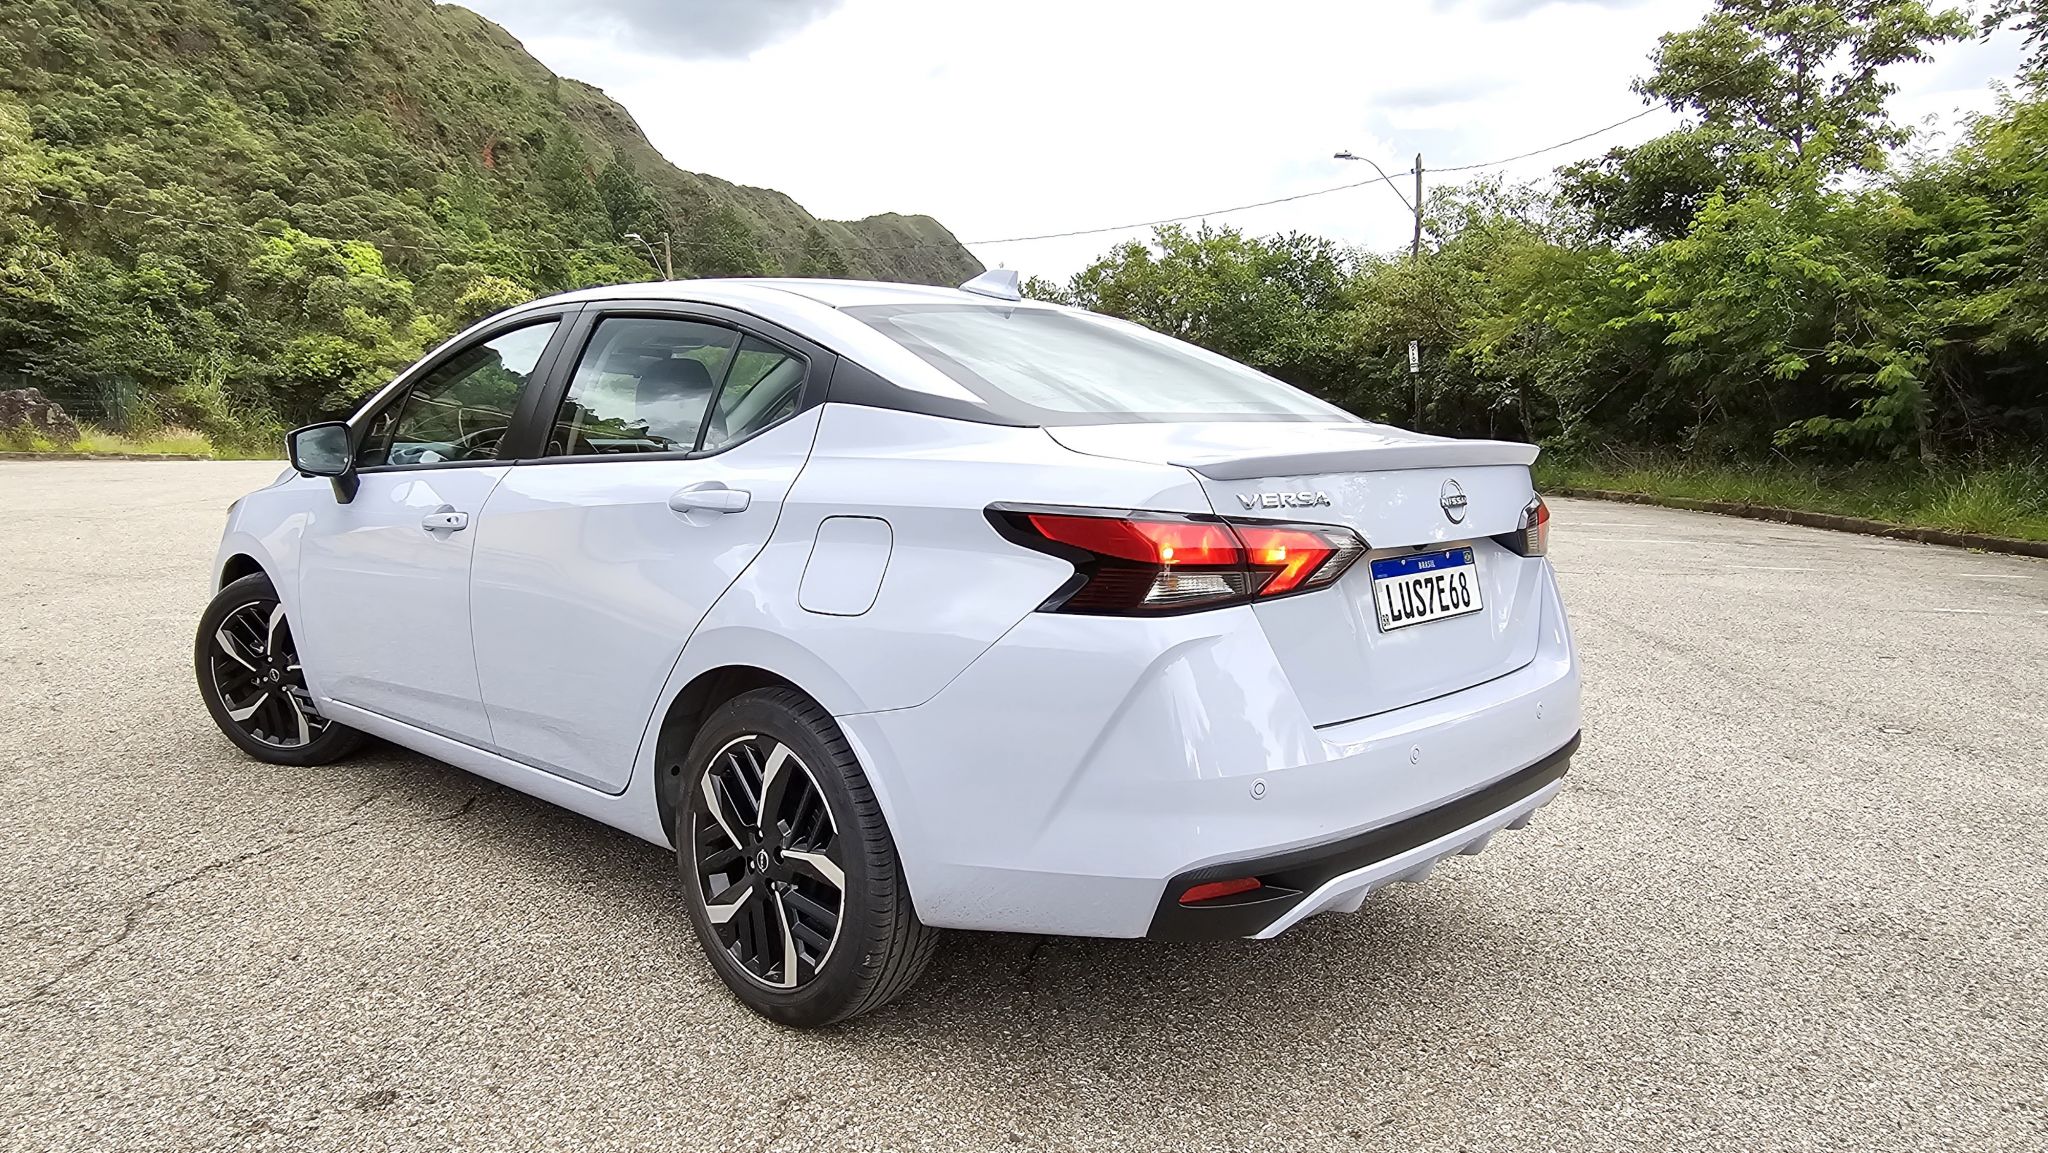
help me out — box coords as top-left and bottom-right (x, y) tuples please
(836, 564), (1582, 939)
(1148, 732), (1576, 939)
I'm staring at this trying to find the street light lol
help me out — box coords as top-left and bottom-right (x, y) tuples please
(623, 232), (670, 279)
(1331, 152), (1419, 254)
(1333, 150), (1427, 428)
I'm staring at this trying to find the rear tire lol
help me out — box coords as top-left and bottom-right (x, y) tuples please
(676, 687), (937, 1026)
(195, 573), (366, 767)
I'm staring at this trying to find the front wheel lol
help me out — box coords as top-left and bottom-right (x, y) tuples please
(677, 688), (937, 1026)
(194, 573), (365, 766)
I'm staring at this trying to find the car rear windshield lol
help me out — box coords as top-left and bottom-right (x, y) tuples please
(842, 304), (1352, 425)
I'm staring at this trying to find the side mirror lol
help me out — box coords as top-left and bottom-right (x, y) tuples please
(287, 422), (358, 503)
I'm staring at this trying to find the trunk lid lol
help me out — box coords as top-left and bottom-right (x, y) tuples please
(1048, 422), (1548, 726)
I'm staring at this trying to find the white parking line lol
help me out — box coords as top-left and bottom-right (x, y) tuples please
(1959, 574), (2031, 580)
(1896, 607), (1995, 615)
(1726, 565), (1822, 572)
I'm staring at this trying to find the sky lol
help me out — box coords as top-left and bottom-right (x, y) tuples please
(455, 0), (2028, 282)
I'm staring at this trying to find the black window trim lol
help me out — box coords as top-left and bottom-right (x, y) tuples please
(504, 299), (835, 467)
(346, 306), (582, 475)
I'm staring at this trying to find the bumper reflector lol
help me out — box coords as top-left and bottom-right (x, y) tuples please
(1179, 877), (1263, 905)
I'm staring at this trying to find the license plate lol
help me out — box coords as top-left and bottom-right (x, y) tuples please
(1371, 546), (1482, 632)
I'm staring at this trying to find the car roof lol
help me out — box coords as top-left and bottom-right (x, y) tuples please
(536, 277), (1044, 312)
(512, 278), (1044, 413)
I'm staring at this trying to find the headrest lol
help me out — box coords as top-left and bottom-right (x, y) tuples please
(637, 357), (715, 405)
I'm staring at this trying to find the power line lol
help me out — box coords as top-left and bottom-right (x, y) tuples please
(1431, 60), (1760, 174)
(17, 75), (1718, 263)
(963, 110), (1669, 247)
(1332, 153), (1416, 215)
(966, 70), (1749, 244)
(1432, 104), (1667, 173)
(959, 174), (1405, 245)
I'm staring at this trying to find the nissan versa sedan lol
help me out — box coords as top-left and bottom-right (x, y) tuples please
(195, 271), (1582, 1025)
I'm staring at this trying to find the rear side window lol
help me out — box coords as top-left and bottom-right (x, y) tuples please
(547, 318), (738, 456)
(842, 304), (1349, 425)
(703, 335), (807, 452)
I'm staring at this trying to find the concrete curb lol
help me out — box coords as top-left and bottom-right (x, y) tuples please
(0, 451), (217, 461)
(1550, 486), (2048, 560)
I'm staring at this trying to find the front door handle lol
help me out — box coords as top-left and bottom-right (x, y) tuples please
(668, 484), (751, 515)
(422, 509), (469, 532)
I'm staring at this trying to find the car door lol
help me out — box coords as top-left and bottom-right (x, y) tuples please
(467, 305), (831, 792)
(296, 313), (573, 744)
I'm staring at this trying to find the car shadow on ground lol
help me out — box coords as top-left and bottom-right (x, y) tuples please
(331, 739), (1547, 1093)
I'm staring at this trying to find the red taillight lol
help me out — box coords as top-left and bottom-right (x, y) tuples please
(992, 506), (1367, 615)
(1179, 877), (1262, 904)
(1025, 514), (1238, 567)
(1516, 496), (1551, 557)
(1236, 523), (1362, 596)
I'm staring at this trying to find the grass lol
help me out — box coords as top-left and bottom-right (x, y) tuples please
(0, 424), (280, 459)
(1535, 454), (2048, 543)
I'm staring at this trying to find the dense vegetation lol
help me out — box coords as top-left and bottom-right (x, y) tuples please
(1031, 0), (2048, 504)
(0, 0), (980, 453)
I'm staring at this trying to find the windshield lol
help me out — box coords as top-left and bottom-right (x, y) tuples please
(843, 304), (1354, 425)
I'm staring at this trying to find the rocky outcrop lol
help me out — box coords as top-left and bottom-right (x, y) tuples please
(0, 389), (82, 444)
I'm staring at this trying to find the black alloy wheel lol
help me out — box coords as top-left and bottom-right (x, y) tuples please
(195, 573), (366, 766)
(676, 688), (937, 1026)
(690, 733), (846, 989)
(210, 599), (324, 747)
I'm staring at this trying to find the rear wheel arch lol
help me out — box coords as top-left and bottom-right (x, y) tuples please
(673, 682), (938, 1024)
(654, 665), (805, 843)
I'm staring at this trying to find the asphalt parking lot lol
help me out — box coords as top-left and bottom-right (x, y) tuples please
(1, 459), (2044, 1151)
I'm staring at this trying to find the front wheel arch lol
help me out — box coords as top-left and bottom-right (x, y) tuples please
(194, 572), (365, 766)
(218, 552), (265, 592)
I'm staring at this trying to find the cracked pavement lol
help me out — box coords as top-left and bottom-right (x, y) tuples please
(2, 460), (2045, 1151)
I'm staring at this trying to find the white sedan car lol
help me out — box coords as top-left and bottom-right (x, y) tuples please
(196, 272), (1581, 1025)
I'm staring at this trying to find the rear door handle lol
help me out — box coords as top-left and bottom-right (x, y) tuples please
(668, 484), (751, 515)
(422, 509), (469, 532)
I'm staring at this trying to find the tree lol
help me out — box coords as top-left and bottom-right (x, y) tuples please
(1564, 0), (1971, 240)
(1889, 86), (2048, 450)
(1058, 225), (1364, 405)
(1640, 0), (1972, 168)
(796, 226), (850, 278)
(1985, 0), (2048, 73)
(1560, 127), (1770, 243)
(0, 0), (979, 450)
(680, 203), (772, 278)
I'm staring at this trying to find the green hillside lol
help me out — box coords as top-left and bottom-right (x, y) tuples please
(0, 0), (982, 450)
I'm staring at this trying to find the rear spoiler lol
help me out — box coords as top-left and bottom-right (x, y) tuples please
(1171, 439), (1540, 481)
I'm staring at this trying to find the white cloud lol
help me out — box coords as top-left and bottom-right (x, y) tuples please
(460, 0), (845, 59)
(465, 0), (2030, 282)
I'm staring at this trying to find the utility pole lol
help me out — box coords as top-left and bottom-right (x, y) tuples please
(1332, 149), (1427, 428)
(1411, 152), (1423, 428)
(1410, 154), (1423, 262)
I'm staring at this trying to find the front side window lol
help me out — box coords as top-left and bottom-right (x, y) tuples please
(843, 304), (1352, 425)
(547, 317), (738, 456)
(357, 321), (558, 467)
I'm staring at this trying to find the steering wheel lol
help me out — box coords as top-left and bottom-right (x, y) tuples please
(446, 424), (510, 460)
